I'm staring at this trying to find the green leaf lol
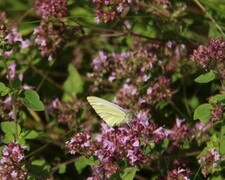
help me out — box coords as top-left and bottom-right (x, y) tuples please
(209, 23), (222, 39)
(0, 82), (10, 96)
(21, 130), (39, 139)
(194, 103), (212, 123)
(70, 7), (94, 24)
(220, 125), (225, 155)
(19, 90), (45, 111)
(161, 138), (169, 149)
(27, 160), (50, 178)
(194, 70), (216, 83)
(62, 64), (84, 101)
(3, 133), (15, 143)
(74, 156), (99, 174)
(59, 164), (66, 174)
(209, 94), (225, 105)
(120, 167), (138, 180)
(1, 121), (21, 134)
(210, 174), (224, 180)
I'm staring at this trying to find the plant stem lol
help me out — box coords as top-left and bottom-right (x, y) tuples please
(2, 55), (19, 140)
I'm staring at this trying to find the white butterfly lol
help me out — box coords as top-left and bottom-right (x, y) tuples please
(87, 96), (133, 127)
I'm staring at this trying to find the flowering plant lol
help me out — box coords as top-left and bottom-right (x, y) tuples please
(1, 0), (225, 179)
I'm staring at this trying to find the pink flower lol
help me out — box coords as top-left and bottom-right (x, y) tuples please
(0, 142), (27, 179)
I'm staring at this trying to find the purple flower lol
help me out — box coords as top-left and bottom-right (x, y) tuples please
(166, 159), (191, 180)
(33, 20), (66, 60)
(8, 63), (16, 80)
(167, 117), (188, 148)
(92, 0), (136, 23)
(190, 38), (225, 79)
(5, 26), (22, 43)
(198, 148), (221, 177)
(145, 75), (173, 104)
(66, 114), (157, 178)
(35, 0), (68, 19)
(48, 98), (83, 124)
(0, 142), (27, 179)
(65, 131), (96, 156)
(210, 104), (223, 122)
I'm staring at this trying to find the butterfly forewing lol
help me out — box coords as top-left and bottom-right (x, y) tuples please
(87, 96), (129, 127)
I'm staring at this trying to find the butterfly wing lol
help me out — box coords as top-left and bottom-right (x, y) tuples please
(87, 96), (130, 127)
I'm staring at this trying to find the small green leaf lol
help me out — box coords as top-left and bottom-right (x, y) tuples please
(59, 164), (66, 174)
(21, 130), (39, 139)
(0, 82), (10, 96)
(1, 121), (21, 134)
(194, 103), (212, 123)
(161, 138), (169, 149)
(74, 156), (99, 174)
(195, 70), (216, 83)
(210, 94), (225, 105)
(27, 160), (50, 178)
(210, 174), (224, 180)
(220, 125), (225, 155)
(62, 64), (84, 101)
(19, 90), (45, 111)
(120, 167), (138, 180)
(0, 82), (7, 91)
(3, 133), (15, 143)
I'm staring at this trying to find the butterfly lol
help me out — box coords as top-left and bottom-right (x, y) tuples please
(87, 96), (133, 127)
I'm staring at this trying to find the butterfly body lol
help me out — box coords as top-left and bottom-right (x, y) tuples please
(87, 96), (133, 127)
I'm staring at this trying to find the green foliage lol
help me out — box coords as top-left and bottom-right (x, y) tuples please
(20, 130), (39, 140)
(194, 103), (212, 123)
(195, 70), (216, 83)
(0, 82), (10, 96)
(19, 90), (45, 111)
(1, 121), (21, 143)
(74, 156), (99, 174)
(62, 64), (84, 101)
(27, 160), (51, 179)
(119, 167), (139, 180)
(209, 94), (225, 104)
(220, 125), (225, 155)
(1, 0), (225, 179)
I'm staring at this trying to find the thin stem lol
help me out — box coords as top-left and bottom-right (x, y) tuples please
(182, 80), (191, 119)
(193, 165), (201, 180)
(11, 93), (18, 140)
(26, 144), (48, 159)
(2, 55), (19, 140)
(168, 100), (186, 118)
(193, 0), (225, 37)
(51, 157), (80, 174)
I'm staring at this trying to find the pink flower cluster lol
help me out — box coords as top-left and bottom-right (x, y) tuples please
(88, 49), (173, 116)
(48, 98), (83, 124)
(190, 38), (225, 79)
(145, 75), (173, 104)
(0, 142), (27, 179)
(210, 104), (223, 123)
(65, 131), (96, 157)
(35, 0), (68, 19)
(33, 20), (66, 61)
(1, 24), (30, 57)
(89, 49), (157, 84)
(34, 0), (68, 60)
(198, 148), (221, 177)
(167, 117), (188, 149)
(166, 159), (191, 180)
(66, 111), (163, 178)
(92, 0), (133, 23)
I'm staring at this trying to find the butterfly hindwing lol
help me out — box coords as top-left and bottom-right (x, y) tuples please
(87, 96), (129, 127)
